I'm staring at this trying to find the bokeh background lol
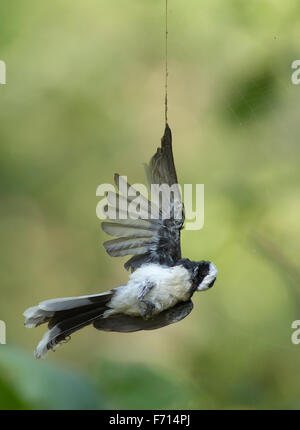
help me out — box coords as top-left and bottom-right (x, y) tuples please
(1, 0), (300, 409)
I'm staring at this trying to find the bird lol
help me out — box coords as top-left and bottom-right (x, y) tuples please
(24, 124), (218, 358)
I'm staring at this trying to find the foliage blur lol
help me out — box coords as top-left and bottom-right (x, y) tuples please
(1, 0), (300, 409)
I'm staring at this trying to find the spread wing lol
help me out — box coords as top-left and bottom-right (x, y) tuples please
(101, 124), (184, 271)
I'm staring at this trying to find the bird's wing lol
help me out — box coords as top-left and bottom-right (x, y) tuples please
(101, 124), (185, 271)
(93, 300), (193, 332)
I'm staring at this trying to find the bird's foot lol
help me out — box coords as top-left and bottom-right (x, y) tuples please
(138, 280), (156, 320)
(139, 300), (156, 320)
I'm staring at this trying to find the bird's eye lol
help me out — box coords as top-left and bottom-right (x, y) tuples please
(197, 275), (216, 291)
(207, 278), (216, 289)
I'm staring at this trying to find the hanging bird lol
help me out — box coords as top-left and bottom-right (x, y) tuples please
(24, 124), (218, 358)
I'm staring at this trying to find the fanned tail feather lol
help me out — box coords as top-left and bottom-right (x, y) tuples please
(24, 291), (113, 358)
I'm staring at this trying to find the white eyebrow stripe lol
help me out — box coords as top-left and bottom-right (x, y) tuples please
(197, 262), (218, 291)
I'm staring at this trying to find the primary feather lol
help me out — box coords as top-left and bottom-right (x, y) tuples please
(102, 124), (184, 271)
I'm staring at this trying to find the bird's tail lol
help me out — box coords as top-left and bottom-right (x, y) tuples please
(24, 291), (114, 358)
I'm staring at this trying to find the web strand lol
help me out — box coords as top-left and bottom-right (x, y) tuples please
(165, 0), (168, 124)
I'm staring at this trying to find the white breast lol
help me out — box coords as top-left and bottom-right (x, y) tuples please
(105, 263), (192, 317)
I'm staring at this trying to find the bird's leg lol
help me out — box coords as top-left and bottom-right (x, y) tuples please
(138, 280), (156, 320)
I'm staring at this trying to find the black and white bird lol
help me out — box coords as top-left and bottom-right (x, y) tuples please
(24, 124), (218, 358)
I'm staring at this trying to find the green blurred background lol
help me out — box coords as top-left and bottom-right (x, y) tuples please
(1, 0), (300, 409)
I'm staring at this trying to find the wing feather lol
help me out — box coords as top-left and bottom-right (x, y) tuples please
(102, 222), (154, 238)
(101, 124), (184, 271)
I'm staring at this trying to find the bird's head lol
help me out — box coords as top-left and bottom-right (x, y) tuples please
(192, 260), (218, 292)
(178, 258), (218, 292)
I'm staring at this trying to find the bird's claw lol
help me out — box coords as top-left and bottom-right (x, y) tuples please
(138, 280), (156, 320)
(140, 300), (155, 320)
